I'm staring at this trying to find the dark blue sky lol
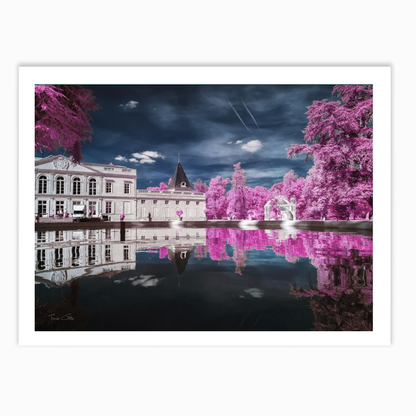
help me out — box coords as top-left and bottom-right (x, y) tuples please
(63, 84), (335, 189)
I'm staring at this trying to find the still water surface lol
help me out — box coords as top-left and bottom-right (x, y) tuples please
(35, 227), (373, 331)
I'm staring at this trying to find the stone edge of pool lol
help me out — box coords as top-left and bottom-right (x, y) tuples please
(35, 219), (373, 233)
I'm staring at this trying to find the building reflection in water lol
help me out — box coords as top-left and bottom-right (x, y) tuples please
(35, 227), (372, 331)
(35, 227), (206, 286)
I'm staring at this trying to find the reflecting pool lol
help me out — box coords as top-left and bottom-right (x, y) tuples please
(35, 227), (373, 331)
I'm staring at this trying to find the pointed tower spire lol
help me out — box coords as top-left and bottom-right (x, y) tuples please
(168, 248), (192, 275)
(167, 158), (194, 191)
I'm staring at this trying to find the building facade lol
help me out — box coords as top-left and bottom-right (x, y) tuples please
(136, 161), (206, 221)
(35, 155), (206, 221)
(35, 155), (137, 221)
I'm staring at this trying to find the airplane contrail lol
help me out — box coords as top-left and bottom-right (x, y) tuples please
(242, 100), (261, 132)
(228, 100), (256, 139)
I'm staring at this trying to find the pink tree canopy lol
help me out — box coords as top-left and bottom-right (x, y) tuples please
(285, 84), (373, 220)
(193, 179), (208, 193)
(226, 162), (248, 220)
(147, 181), (170, 191)
(204, 176), (230, 219)
(35, 85), (99, 163)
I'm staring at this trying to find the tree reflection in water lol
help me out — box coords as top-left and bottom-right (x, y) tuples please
(204, 228), (373, 330)
(35, 227), (372, 331)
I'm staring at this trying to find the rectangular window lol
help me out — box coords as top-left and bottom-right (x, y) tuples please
(36, 249), (46, 270)
(37, 200), (47, 214)
(106, 182), (112, 193)
(88, 245), (96, 265)
(56, 179), (64, 194)
(73, 179), (81, 195)
(72, 246), (80, 267)
(124, 183), (130, 194)
(89, 180), (97, 195)
(196, 201), (199, 205)
(176, 201), (179, 205)
(88, 201), (97, 216)
(105, 245), (111, 262)
(123, 201), (131, 214)
(55, 230), (64, 242)
(56, 201), (64, 215)
(54, 248), (63, 268)
(141, 200), (145, 204)
(165, 200), (169, 204)
(37, 231), (46, 243)
(153, 200), (157, 204)
(123, 245), (129, 260)
(186, 201), (190, 205)
(38, 177), (47, 194)
(105, 202), (112, 214)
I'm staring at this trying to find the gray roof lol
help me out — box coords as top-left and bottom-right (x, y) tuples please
(167, 163), (194, 191)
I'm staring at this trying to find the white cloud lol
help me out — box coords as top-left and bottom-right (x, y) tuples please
(242, 139), (263, 153)
(227, 141), (233, 144)
(141, 151), (166, 159)
(119, 100), (139, 110)
(131, 153), (151, 160)
(131, 150), (165, 165)
(115, 155), (127, 162)
(235, 140), (243, 144)
(129, 158), (138, 163)
(140, 158), (156, 164)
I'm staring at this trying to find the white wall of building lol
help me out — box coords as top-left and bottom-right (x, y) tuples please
(35, 155), (207, 221)
(35, 156), (137, 221)
(136, 190), (206, 221)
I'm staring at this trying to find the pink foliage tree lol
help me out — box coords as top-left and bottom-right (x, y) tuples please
(226, 162), (248, 219)
(147, 178), (171, 191)
(193, 179), (208, 193)
(35, 85), (99, 163)
(286, 84), (373, 220)
(245, 186), (271, 220)
(204, 176), (230, 219)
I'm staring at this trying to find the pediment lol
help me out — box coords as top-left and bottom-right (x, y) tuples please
(35, 156), (101, 174)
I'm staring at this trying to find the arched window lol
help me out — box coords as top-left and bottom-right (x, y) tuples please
(38, 176), (47, 194)
(89, 178), (97, 195)
(56, 176), (64, 194)
(73, 177), (81, 195)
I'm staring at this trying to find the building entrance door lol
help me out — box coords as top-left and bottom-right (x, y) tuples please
(88, 201), (97, 217)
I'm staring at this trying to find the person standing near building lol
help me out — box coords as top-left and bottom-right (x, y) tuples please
(148, 212), (152, 222)
(120, 213), (125, 221)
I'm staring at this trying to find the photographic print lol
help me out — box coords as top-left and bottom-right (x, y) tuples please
(20, 67), (390, 345)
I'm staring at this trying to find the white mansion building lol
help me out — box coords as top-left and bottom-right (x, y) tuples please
(35, 155), (206, 221)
